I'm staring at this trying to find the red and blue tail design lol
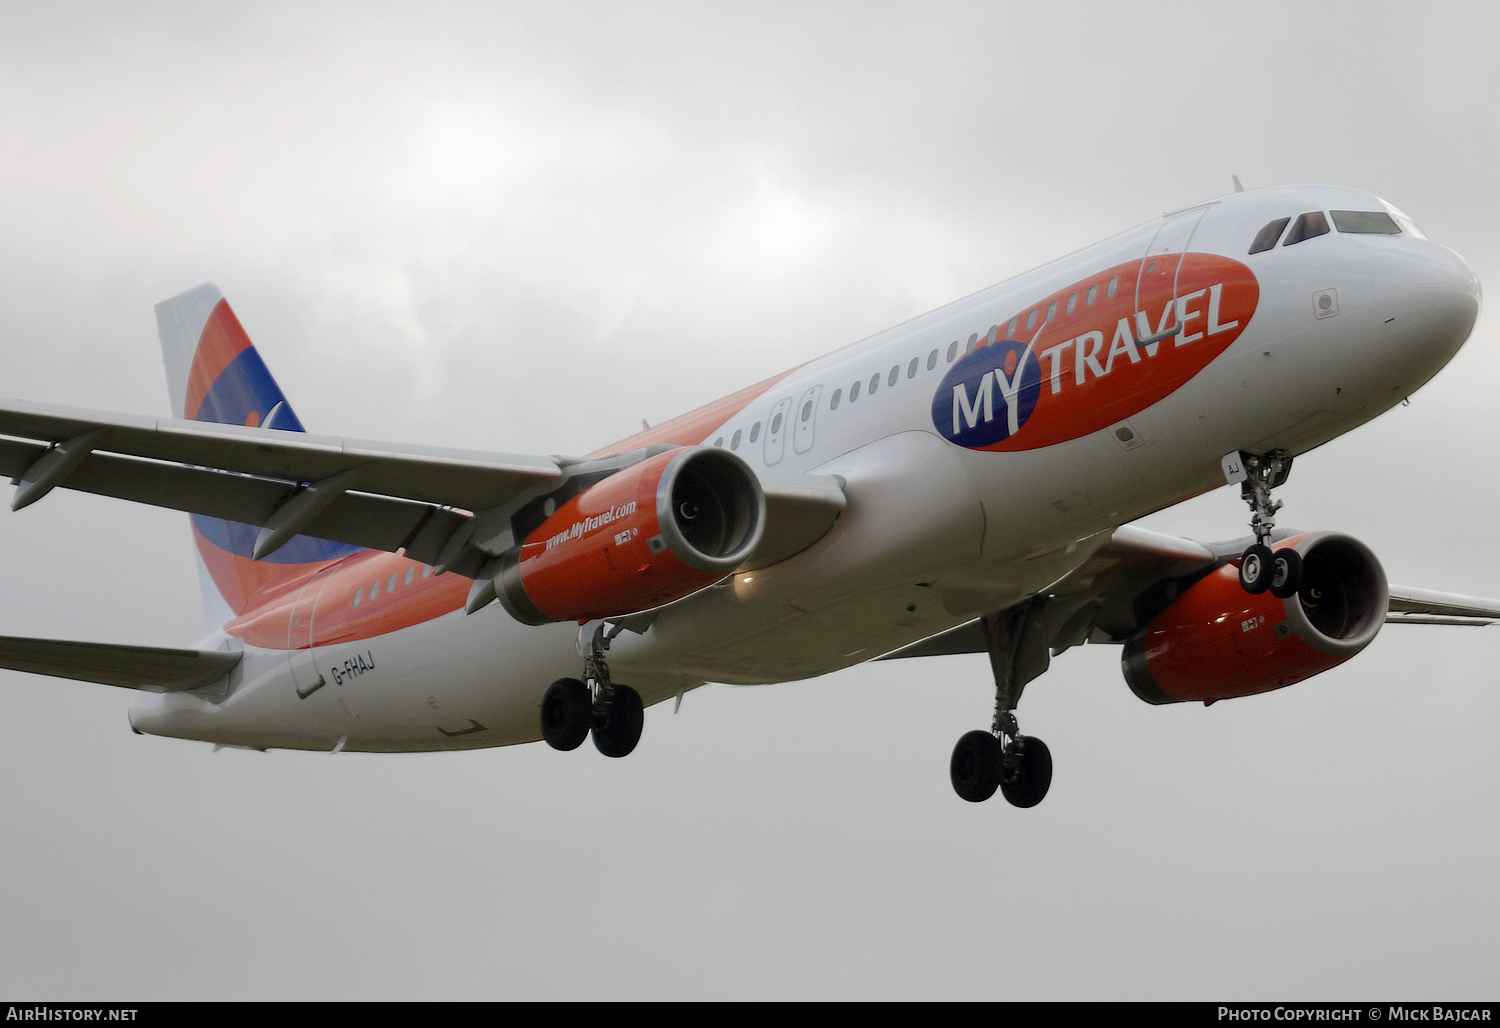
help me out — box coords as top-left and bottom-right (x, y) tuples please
(156, 284), (362, 622)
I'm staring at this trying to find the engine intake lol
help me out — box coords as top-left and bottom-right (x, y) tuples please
(1123, 531), (1388, 705)
(499, 447), (765, 625)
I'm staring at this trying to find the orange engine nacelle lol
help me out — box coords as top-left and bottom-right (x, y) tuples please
(1122, 532), (1388, 705)
(497, 447), (765, 625)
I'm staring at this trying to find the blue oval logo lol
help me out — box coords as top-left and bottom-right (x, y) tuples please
(931, 341), (1041, 448)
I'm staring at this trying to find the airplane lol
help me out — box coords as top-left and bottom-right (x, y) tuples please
(0, 181), (1492, 807)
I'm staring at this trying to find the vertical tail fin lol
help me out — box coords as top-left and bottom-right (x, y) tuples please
(155, 284), (360, 625)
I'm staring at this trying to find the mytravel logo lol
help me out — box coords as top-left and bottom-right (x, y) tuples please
(933, 339), (1042, 448)
(932, 253), (1260, 452)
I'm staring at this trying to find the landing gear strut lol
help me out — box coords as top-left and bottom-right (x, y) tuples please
(540, 620), (644, 758)
(950, 600), (1054, 808)
(1228, 449), (1303, 599)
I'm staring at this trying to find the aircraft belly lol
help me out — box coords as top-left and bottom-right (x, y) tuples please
(132, 612), (582, 752)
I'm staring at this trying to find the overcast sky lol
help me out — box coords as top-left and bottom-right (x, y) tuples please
(1, 1), (1498, 1000)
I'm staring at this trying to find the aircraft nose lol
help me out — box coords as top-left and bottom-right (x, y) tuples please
(1372, 243), (1482, 359)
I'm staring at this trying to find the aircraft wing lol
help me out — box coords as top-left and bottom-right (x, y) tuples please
(0, 636), (241, 692)
(882, 525), (1500, 659)
(0, 399), (845, 577)
(1385, 586), (1500, 625)
(0, 399), (565, 575)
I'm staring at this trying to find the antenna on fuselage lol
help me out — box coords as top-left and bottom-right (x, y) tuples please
(1232, 174), (1245, 193)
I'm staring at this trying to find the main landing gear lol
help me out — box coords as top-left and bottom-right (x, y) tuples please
(540, 620), (644, 758)
(1229, 449), (1303, 599)
(950, 600), (1054, 807)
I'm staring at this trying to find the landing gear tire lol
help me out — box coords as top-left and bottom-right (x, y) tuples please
(1239, 544), (1274, 594)
(950, 730), (1003, 803)
(541, 677), (591, 751)
(592, 684), (644, 758)
(1000, 736), (1053, 809)
(1269, 549), (1303, 599)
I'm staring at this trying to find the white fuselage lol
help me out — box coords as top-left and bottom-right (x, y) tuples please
(128, 184), (1482, 752)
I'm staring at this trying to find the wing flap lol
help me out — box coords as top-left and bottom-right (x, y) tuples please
(0, 636), (241, 692)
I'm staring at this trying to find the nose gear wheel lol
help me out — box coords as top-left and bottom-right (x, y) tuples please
(1232, 449), (1303, 598)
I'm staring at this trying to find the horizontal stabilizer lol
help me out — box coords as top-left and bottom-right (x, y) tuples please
(0, 636), (241, 692)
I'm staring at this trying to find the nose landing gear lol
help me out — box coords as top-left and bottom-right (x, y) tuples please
(1226, 449), (1303, 599)
(949, 601), (1055, 808)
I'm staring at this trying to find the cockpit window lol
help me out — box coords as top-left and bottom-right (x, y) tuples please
(1331, 210), (1401, 235)
(1249, 217), (1291, 254)
(1387, 207), (1427, 240)
(1283, 211), (1330, 246)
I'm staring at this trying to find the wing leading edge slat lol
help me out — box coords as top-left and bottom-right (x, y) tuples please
(0, 399), (562, 512)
